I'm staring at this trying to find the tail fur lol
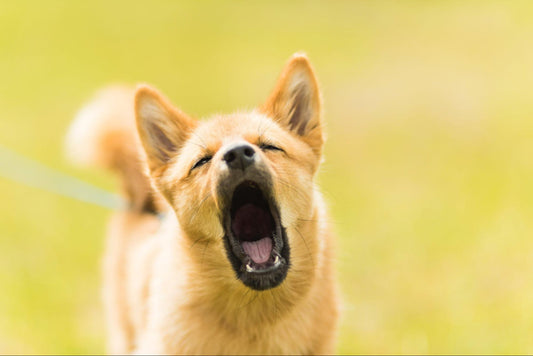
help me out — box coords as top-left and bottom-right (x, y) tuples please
(66, 85), (166, 214)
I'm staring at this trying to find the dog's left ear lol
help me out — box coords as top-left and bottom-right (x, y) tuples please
(261, 53), (323, 157)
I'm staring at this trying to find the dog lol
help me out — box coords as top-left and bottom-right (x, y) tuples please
(66, 53), (339, 354)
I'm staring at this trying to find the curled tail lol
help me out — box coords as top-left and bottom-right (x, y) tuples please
(66, 85), (166, 214)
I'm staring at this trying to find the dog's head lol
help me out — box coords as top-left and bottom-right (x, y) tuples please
(135, 54), (324, 291)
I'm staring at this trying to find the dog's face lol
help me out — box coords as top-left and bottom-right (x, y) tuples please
(135, 54), (324, 291)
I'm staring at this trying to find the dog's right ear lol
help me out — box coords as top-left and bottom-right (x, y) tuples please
(135, 85), (197, 173)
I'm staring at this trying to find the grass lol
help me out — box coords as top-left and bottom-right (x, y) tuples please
(1, 0), (533, 353)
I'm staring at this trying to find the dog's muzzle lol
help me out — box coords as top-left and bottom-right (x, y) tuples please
(217, 142), (290, 291)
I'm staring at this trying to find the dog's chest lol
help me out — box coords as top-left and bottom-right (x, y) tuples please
(158, 310), (313, 355)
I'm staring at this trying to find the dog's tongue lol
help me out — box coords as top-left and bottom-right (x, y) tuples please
(231, 203), (274, 263)
(242, 237), (272, 264)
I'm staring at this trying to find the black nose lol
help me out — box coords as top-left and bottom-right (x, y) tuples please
(223, 144), (256, 170)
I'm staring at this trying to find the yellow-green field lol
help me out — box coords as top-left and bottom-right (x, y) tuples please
(1, 1), (533, 353)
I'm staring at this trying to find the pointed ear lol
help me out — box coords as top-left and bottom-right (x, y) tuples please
(135, 85), (196, 172)
(261, 53), (324, 156)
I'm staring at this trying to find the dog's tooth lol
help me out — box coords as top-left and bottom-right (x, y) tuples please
(273, 255), (280, 266)
(246, 263), (254, 272)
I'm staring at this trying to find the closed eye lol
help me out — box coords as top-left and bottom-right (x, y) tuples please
(259, 143), (284, 152)
(192, 156), (212, 170)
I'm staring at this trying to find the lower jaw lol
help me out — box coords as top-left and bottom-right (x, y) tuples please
(224, 237), (290, 291)
(243, 249), (284, 273)
(238, 264), (289, 291)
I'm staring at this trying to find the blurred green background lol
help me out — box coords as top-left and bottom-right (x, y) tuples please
(1, 0), (533, 353)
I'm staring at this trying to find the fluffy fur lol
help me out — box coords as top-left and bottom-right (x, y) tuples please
(67, 54), (339, 355)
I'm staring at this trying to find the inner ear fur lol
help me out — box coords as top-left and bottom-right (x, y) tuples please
(261, 53), (324, 157)
(135, 85), (197, 173)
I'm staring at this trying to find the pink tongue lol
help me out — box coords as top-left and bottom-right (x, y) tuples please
(241, 237), (273, 264)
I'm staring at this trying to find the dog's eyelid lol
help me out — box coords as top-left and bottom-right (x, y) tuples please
(258, 142), (285, 153)
(191, 155), (212, 171)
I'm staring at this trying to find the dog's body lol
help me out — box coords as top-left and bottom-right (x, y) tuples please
(67, 54), (339, 354)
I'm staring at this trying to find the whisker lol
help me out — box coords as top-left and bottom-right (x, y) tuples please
(238, 286), (252, 309)
(189, 236), (207, 249)
(257, 117), (277, 138)
(188, 140), (207, 150)
(189, 193), (211, 223)
(269, 290), (282, 320)
(296, 217), (335, 225)
(201, 240), (211, 266)
(241, 289), (260, 308)
(294, 226), (314, 267)
(275, 178), (309, 202)
(190, 132), (208, 149)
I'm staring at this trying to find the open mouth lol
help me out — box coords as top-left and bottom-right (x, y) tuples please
(223, 180), (290, 290)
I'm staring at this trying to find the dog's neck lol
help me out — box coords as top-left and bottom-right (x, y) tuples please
(173, 218), (320, 330)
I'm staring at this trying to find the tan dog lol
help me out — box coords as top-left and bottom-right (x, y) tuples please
(67, 54), (339, 355)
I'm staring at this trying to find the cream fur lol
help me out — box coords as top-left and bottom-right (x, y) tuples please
(68, 54), (340, 355)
